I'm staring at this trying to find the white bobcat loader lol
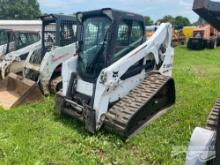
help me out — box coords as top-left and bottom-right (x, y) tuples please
(23, 14), (80, 95)
(56, 9), (176, 139)
(0, 14), (79, 109)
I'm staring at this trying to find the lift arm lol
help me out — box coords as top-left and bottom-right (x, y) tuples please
(93, 23), (174, 126)
(98, 23), (173, 89)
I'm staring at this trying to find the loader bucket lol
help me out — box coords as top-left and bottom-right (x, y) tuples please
(0, 73), (43, 109)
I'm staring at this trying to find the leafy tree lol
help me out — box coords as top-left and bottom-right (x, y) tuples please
(144, 16), (154, 26)
(157, 15), (175, 25)
(157, 15), (191, 29)
(0, 0), (41, 19)
(175, 16), (191, 29)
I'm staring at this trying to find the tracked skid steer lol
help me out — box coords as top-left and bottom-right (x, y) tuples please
(0, 14), (79, 109)
(56, 8), (176, 139)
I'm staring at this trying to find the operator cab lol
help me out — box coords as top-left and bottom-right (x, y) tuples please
(13, 31), (40, 50)
(76, 8), (146, 83)
(41, 14), (80, 56)
(0, 29), (40, 57)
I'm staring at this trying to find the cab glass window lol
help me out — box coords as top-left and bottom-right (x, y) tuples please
(113, 20), (144, 61)
(131, 21), (144, 43)
(0, 32), (8, 45)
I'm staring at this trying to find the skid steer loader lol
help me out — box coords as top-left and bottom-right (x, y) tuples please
(56, 8), (176, 139)
(185, 0), (220, 164)
(23, 14), (80, 95)
(0, 14), (79, 109)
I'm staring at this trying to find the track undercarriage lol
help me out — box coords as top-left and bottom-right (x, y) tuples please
(56, 72), (175, 140)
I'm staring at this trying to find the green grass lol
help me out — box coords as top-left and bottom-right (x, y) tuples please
(1, 46), (220, 164)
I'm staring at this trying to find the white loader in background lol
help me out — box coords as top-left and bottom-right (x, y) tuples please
(0, 14), (80, 109)
(0, 20), (41, 56)
(0, 29), (41, 79)
(56, 8), (176, 140)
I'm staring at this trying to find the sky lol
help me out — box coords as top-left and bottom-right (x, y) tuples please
(37, 0), (220, 23)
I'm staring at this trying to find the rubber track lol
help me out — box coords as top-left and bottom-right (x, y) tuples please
(206, 97), (220, 131)
(104, 73), (172, 138)
(206, 98), (220, 165)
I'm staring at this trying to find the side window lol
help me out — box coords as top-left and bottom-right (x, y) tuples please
(0, 32), (8, 45)
(8, 33), (16, 52)
(26, 33), (32, 44)
(113, 20), (144, 62)
(44, 23), (56, 47)
(8, 33), (15, 43)
(72, 24), (77, 42)
(29, 33), (35, 44)
(113, 21), (130, 61)
(19, 33), (28, 45)
(131, 21), (144, 43)
(117, 22), (129, 46)
(32, 33), (40, 43)
(64, 25), (71, 39)
(85, 23), (98, 46)
(60, 22), (75, 46)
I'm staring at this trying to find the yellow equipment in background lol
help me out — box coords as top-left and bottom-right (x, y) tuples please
(187, 24), (219, 50)
(172, 29), (186, 47)
(183, 26), (196, 39)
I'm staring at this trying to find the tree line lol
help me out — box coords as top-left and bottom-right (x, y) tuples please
(145, 15), (192, 29)
(0, 0), (41, 19)
(0, 0), (192, 29)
